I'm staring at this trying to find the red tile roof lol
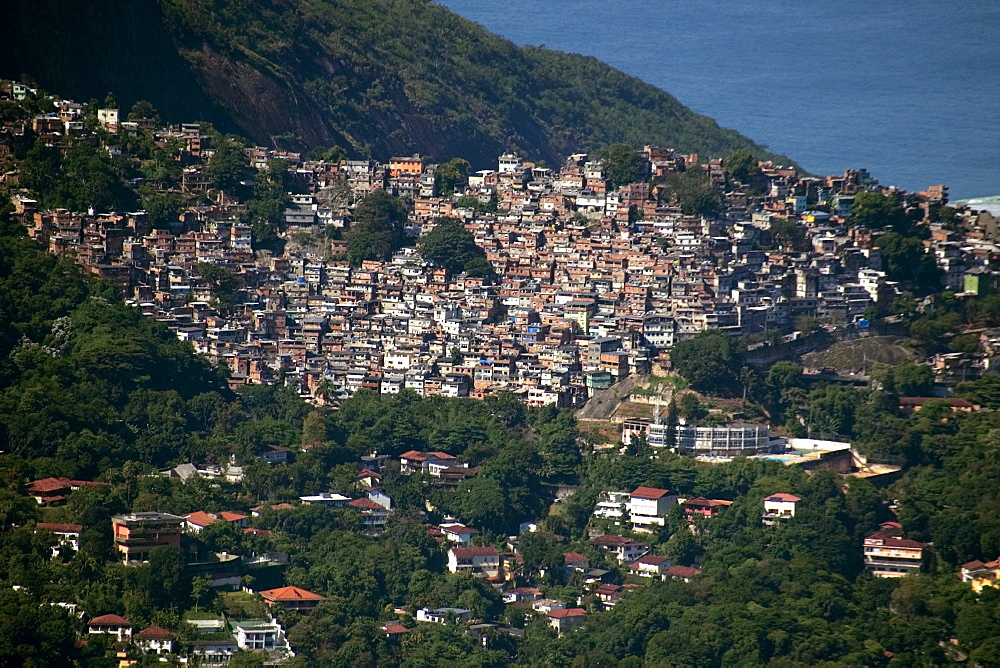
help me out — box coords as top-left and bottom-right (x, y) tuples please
(138, 626), (173, 639)
(35, 522), (82, 533)
(184, 511), (218, 528)
(349, 498), (385, 510)
(865, 533), (929, 550)
(665, 565), (702, 578)
(383, 624), (410, 635)
(564, 552), (589, 563)
(632, 554), (671, 567)
(89, 614), (131, 626)
(592, 535), (641, 547)
(259, 586), (325, 602)
(765, 493), (801, 503)
(548, 607), (587, 619)
(450, 546), (499, 559)
(218, 512), (248, 522)
(631, 486), (670, 499)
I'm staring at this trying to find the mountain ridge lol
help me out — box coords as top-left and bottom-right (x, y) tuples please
(0, 0), (796, 168)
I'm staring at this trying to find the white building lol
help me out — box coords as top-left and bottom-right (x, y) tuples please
(762, 493), (800, 525)
(447, 546), (500, 578)
(628, 487), (677, 532)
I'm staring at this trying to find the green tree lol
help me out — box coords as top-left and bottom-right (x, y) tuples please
(345, 189), (408, 265)
(127, 100), (160, 124)
(595, 143), (645, 190)
(434, 158), (470, 195)
(670, 331), (743, 396)
(850, 191), (910, 232)
(418, 220), (485, 273)
(722, 148), (757, 182)
(661, 169), (720, 217)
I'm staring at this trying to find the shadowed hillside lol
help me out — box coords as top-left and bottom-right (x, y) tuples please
(0, 0), (796, 167)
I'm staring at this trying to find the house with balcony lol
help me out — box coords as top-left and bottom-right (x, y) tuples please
(629, 554), (674, 578)
(447, 546), (500, 579)
(762, 493), (800, 525)
(628, 486), (677, 533)
(34, 522), (81, 558)
(88, 614), (132, 642)
(547, 608), (587, 636)
(111, 512), (184, 565)
(960, 558), (1000, 592)
(591, 535), (648, 563)
(681, 497), (732, 522)
(863, 530), (929, 578)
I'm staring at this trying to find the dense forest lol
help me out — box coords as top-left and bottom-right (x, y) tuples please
(0, 0), (795, 168)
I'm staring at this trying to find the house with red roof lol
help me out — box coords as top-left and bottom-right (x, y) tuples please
(447, 546), (500, 578)
(348, 497), (388, 534)
(88, 614), (132, 641)
(594, 583), (622, 608)
(382, 623), (410, 640)
(34, 522), (81, 557)
(136, 626), (174, 654)
(762, 493), (801, 525)
(591, 535), (648, 563)
(681, 497), (733, 521)
(184, 510), (249, 533)
(628, 486), (678, 532)
(25, 477), (105, 505)
(259, 586), (325, 613)
(439, 522), (478, 545)
(399, 450), (457, 475)
(564, 552), (590, 571)
(503, 586), (543, 604)
(547, 608), (587, 635)
(863, 531), (929, 578)
(664, 565), (702, 582)
(629, 554), (674, 578)
(960, 558), (1000, 592)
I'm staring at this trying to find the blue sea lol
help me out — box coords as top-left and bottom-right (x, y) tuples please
(439, 0), (999, 201)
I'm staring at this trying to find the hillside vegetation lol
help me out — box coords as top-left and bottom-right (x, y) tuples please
(0, 0), (794, 167)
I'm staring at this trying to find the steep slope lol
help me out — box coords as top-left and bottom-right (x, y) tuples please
(0, 0), (795, 167)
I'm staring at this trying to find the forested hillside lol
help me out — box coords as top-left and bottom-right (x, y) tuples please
(0, 0), (794, 167)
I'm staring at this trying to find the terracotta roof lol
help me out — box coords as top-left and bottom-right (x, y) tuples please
(440, 523), (477, 535)
(865, 533), (929, 549)
(259, 586), (325, 602)
(564, 552), (589, 563)
(592, 535), (640, 547)
(765, 493), (801, 503)
(450, 546), (499, 558)
(357, 469), (382, 479)
(383, 624), (410, 634)
(27, 477), (72, 493)
(89, 614), (131, 626)
(631, 486), (671, 499)
(35, 522), (82, 533)
(138, 626), (173, 639)
(243, 528), (272, 536)
(547, 607), (587, 619)
(349, 498), (384, 509)
(899, 397), (977, 408)
(595, 584), (621, 595)
(218, 512), (248, 522)
(184, 511), (218, 528)
(665, 565), (702, 578)
(512, 586), (542, 595)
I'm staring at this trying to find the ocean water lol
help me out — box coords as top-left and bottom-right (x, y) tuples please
(439, 0), (999, 200)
